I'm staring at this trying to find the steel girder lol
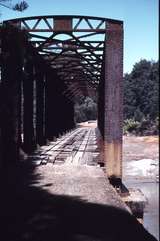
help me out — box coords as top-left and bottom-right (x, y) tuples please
(3, 15), (122, 100)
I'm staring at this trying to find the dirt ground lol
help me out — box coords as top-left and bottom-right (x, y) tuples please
(78, 121), (159, 162)
(123, 135), (159, 162)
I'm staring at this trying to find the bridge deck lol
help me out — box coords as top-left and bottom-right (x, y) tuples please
(1, 124), (156, 241)
(30, 124), (128, 210)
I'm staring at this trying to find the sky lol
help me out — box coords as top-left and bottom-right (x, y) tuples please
(0, 0), (158, 74)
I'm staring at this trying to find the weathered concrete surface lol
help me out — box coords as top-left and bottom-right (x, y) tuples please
(24, 127), (158, 241)
(34, 164), (129, 210)
(1, 126), (157, 241)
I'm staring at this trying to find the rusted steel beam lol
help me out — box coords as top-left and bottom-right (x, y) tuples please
(33, 40), (104, 44)
(70, 33), (103, 62)
(66, 32), (104, 43)
(40, 46), (104, 51)
(44, 71), (53, 140)
(23, 57), (36, 153)
(1, 16), (124, 175)
(97, 54), (105, 140)
(35, 61), (46, 146)
(74, 50), (101, 75)
(36, 32), (59, 51)
(54, 18), (72, 31)
(0, 26), (24, 165)
(4, 15), (122, 35)
(4, 15), (122, 23)
(104, 21), (123, 182)
(3, 18), (105, 93)
(55, 59), (101, 73)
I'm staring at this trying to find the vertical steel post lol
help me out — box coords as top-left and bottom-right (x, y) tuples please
(35, 62), (45, 145)
(23, 56), (36, 153)
(1, 26), (23, 165)
(69, 101), (75, 130)
(44, 70), (53, 141)
(97, 57), (105, 166)
(104, 21), (123, 182)
(98, 56), (105, 138)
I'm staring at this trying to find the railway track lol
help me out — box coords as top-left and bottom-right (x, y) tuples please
(28, 126), (100, 166)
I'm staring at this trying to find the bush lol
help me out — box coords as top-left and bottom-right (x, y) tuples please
(123, 119), (140, 135)
(123, 117), (159, 136)
(74, 96), (97, 123)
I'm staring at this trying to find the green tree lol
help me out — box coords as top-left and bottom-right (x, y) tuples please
(124, 59), (159, 121)
(74, 96), (97, 123)
(123, 59), (159, 135)
(0, 0), (28, 12)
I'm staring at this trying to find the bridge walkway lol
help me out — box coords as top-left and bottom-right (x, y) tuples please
(29, 124), (128, 209)
(2, 123), (156, 241)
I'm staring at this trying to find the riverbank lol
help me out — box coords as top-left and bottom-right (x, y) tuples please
(123, 135), (159, 240)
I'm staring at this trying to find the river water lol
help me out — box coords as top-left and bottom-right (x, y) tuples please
(123, 158), (159, 240)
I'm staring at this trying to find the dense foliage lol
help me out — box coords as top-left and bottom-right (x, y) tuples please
(74, 96), (97, 123)
(123, 59), (159, 135)
(75, 59), (159, 136)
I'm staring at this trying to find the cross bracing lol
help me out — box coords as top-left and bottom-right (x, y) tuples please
(1, 15), (124, 182)
(4, 15), (122, 100)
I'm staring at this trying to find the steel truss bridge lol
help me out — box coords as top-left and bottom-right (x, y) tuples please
(0, 15), (123, 184)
